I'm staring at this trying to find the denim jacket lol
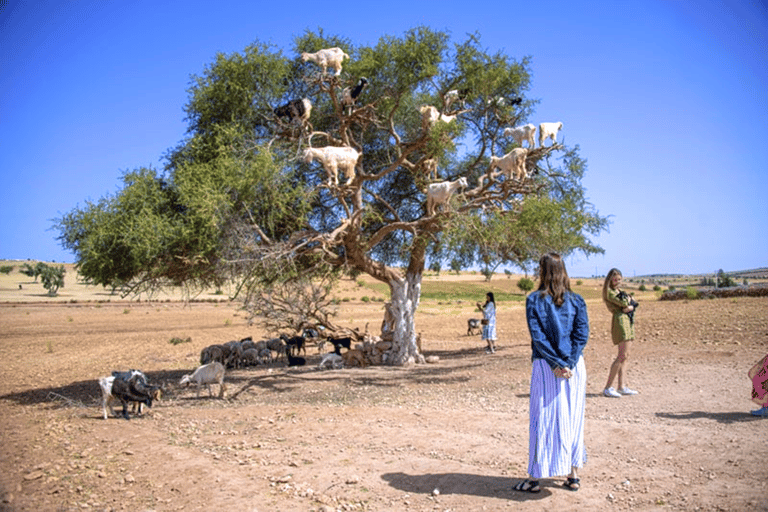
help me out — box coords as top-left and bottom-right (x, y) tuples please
(526, 290), (589, 370)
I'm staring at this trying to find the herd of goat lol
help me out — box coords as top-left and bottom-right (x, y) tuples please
(98, 330), (361, 420)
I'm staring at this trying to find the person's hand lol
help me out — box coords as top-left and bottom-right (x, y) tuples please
(553, 367), (573, 379)
(623, 305), (634, 313)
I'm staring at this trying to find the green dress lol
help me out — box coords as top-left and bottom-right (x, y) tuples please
(604, 287), (634, 345)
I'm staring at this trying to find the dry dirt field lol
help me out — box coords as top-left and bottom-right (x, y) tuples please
(1, 265), (767, 511)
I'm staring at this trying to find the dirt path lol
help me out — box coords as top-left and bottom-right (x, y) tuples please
(1, 297), (766, 511)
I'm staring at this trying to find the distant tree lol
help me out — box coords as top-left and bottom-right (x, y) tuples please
(517, 276), (534, 295)
(0, 265), (13, 275)
(55, 28), (608, 365)
(20, 262), (47, 282)
(39, 264), (65, 296)
(428, 260), (441, 275)
(716, 269), (736, 288)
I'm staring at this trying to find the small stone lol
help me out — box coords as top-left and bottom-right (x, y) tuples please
(432, 488), (440, 496)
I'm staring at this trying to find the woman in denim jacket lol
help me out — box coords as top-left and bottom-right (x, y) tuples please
(514, 253), (589, 493)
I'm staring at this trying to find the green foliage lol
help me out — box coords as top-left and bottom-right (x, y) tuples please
(38, 263), (65, 296)
(54, 26), (607, 304)
(638, 284), (646, 291)
(685, 286), (700, 300)
(20, 262), (47, 281)
(517, 277), (535, 295)
(0, 265), (13, 275)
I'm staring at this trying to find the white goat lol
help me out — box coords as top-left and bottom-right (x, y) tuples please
(303, 146), (360, 186)
(301, 47), (350, 75)
(419, 105), (458, 130)
(503, 124), (536, 148)
(426, 177), (468, 216)
(179, 362), (226, 399)
(318, 352), (344, 370)
(538, 121), (563, 146)
(490, 148), (529, 181)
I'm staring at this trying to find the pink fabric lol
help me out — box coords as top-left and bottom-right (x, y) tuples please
(749, 354), (768, 407)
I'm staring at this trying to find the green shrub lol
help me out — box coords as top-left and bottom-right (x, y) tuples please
(685, 286), (700, 300)
(0, 265), (13, 275)
(638, 284), (646, 291)
(517, 277), (535, 295)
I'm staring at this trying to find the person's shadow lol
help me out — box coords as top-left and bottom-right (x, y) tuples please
(381, 472), (553, 501)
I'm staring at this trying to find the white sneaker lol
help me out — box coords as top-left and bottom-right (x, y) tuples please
(618, 387), (638, 395)
(603, 387), (621, 398)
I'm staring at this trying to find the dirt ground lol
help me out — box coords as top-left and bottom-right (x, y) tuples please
(0, 273), (767, 511)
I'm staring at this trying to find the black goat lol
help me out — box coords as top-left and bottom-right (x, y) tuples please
(111, 372), (158, 420)
(274, 98), (312, 123)
(344, 77), (368, 106)
(285, 346), (306, 367)
(617, 290), (639, 325)
(327, 336), (353, 355)
(280, 334), (307, 357)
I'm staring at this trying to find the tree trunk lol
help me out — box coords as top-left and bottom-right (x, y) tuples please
(385, 270), (425, 365)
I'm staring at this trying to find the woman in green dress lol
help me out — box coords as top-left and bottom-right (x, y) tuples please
(602, 268), (638, 398)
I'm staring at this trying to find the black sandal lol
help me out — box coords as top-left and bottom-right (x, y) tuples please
(513, 478), (541, 493)
(563, 477), (580, 491)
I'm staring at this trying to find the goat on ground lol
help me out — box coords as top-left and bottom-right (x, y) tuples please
(300, 47), (349, 75)
(538, 121), (563, 147)
(266, 337), (286, 361)
(327, 336), (353, 355)
(467, 318), (481, 336)
(106, 371), (160, 420)
(179, 362), (226, 399)
(303, 146), (360, 187)
(99, 369), (155, 420)
(285, 346), (306, 367)
(318, 352), (343, 370)
(280, 334), (307, 357)
(426, 177), (468, 216)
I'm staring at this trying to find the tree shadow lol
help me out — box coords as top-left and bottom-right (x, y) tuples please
(655, 411), (765, 425)
(381, 471), (553, 501)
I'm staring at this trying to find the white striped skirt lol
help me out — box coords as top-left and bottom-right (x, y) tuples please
(527, 355), (587, 479)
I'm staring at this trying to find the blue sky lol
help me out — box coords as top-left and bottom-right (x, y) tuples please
(1, 0), (766, 278)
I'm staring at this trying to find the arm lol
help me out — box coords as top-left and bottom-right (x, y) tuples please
(526, 296), (568, 370)
(568, 295), (590, 367)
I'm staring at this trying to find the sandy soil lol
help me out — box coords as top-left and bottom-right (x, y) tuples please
(0, 270), (767, 512)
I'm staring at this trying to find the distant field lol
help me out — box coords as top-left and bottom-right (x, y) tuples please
(0, 259), (640, 304)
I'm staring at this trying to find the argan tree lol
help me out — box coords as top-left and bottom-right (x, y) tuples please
(56, 28), (607, 365)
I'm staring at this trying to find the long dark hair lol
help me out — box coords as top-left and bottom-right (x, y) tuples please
(486, 292), (495, 304)
(537, 252), (571, 307)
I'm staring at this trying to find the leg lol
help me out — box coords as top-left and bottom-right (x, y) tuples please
(604, 341), (629, 390)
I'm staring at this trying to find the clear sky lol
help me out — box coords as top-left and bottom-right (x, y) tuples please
(1, 0), (766, 278)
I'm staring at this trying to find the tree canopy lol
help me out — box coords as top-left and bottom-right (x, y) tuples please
(55, 27), (608, 363)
